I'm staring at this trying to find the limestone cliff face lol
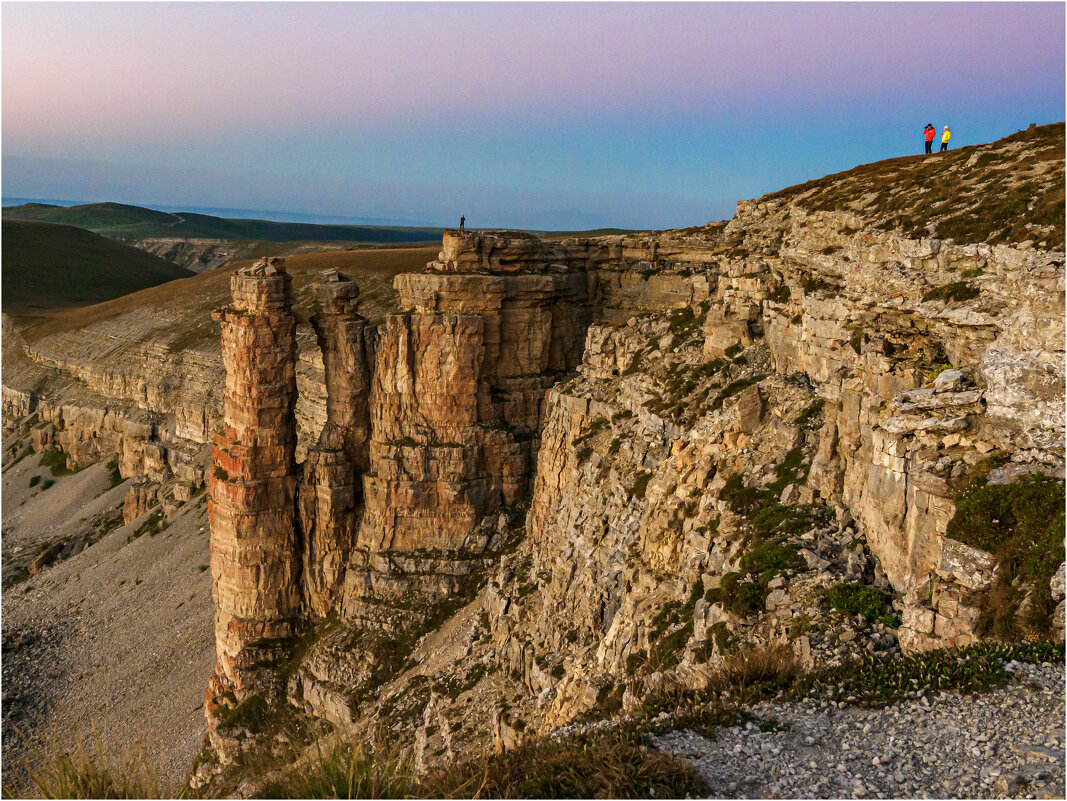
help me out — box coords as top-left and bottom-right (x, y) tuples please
(343, 233), (595, 626)
(5, 126), (1064, 784)
(298, 271), (372, 617)
(201, 208), (1063, 770)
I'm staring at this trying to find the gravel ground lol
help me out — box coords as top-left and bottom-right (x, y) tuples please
(2, 458), (215, 788)
(655, 662), (1065, 799)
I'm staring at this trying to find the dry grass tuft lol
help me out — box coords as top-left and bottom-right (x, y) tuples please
(255, 738), (415, 799)
(713, 645), (801, 693)
(421, 735), (706, 799)
(6, 732), (175, 799)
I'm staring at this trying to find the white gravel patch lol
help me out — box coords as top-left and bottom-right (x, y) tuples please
(655, 661), (1065, 799)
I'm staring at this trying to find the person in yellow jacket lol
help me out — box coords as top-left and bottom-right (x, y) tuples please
(940, 126), (951, 152)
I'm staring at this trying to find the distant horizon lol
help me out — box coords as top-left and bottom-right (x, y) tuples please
(0, 196), (446, 229)
(1, 196), (650, 232)
(5, 119), (1061, 233)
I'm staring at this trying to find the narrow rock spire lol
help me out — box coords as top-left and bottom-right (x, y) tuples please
(206, 257), (301, 717)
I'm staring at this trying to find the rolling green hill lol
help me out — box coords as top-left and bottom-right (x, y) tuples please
(2, 219), (195, 314)
(2, 202), (447, 244)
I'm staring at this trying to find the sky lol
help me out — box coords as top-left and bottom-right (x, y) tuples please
(3, 2), (1064, 230)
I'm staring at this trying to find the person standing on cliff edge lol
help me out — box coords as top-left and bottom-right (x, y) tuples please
(924, 123), (936, 154)
(940, 126), (951, 152)
(460, 215), (465, 231)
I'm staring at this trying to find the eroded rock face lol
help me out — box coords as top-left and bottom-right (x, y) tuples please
(298, 272), (373, 618)
(207, 258), (302, 716)
(343, 236), (595, 626)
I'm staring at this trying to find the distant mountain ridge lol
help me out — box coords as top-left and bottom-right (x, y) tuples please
(2, 201), (447, 244)
(1, 197), (429, 227)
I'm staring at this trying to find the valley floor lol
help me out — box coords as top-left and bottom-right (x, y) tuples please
(657, 661), (1065, 799)
(1, 447), (214, 785)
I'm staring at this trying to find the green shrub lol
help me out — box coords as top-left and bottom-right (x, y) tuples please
(848, 326), (865, 354)
(802, 275), (833, 294)
(922, 281), (980, 304)
(630, 471), (653, 500)
(29, 475), (40, 488)
(793, 398), (826, 428)
(258, 739), (415, 799)
(826, 583), (898, 627)
(667, 303), (708, 339)
(739, 537), (803, 579)
(41, 479), (55, 491)
(216, 693), (269, 732)
(133, 511), (165, 538)
(106, 459), (124, 489)
(766, 284), (791, 303)
(422, 735), (706, 799)
(709, 375), (764, 411)
(720, 472), (765, 515)
(946, 473), (1065, 636)
(39, 447), (81, 476)
(795, 641), (1065, 706)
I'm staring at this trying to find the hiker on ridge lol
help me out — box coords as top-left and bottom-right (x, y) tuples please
(940, 126), (951, 152)
(460, 215), (466, 231)
(924, 123), (936, 154)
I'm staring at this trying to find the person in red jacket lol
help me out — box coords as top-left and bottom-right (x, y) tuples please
(924, 123), (936, 154)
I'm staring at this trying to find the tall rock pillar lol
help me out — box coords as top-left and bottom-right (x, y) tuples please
(298, 270), (372, 616)
(206, 257), (301, 711)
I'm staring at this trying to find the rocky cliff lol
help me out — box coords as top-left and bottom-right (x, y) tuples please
(3, 123), (1063, 790)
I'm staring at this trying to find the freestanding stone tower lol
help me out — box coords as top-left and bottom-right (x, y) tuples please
(206, 257), (301, 711)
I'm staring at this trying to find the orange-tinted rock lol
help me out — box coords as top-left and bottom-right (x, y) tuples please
(207, 258), (301, 712)
(343, 234), (596, 623)
(122, 481), (160, 524)
(298, 271), (371, 617)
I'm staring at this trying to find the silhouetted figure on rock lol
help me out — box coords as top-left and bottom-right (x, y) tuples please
(460, 215), (465, 231)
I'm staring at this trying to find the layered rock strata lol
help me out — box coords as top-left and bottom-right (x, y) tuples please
(298, 271), (372, 617)
(342, 233), (596, 626)
(206, 258), (302, 715)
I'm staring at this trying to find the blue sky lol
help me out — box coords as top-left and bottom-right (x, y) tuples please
(3, 2), (1064, 229)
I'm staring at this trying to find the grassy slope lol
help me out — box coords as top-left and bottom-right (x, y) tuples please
(2, 202), (446, 244)
(15, 246), (440, 348)
(2, 219), (195, 314)
(763, 122), (1065, 248)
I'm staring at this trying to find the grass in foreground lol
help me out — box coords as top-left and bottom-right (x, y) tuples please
(4, 733), (175, 799)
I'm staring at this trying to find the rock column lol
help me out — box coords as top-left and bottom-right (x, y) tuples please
(206, 257), (301, 710)
(298, 270), (372, 616)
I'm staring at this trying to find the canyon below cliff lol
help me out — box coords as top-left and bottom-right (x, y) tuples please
(2, 123), (1065, 799)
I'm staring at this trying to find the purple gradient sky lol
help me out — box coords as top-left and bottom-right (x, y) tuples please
(3, 2), (1064, 229)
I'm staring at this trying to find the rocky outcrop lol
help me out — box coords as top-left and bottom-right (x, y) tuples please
(343, 233), (594, 626)
(206, 258), (302, 720)
(126, 238), (246, 273)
